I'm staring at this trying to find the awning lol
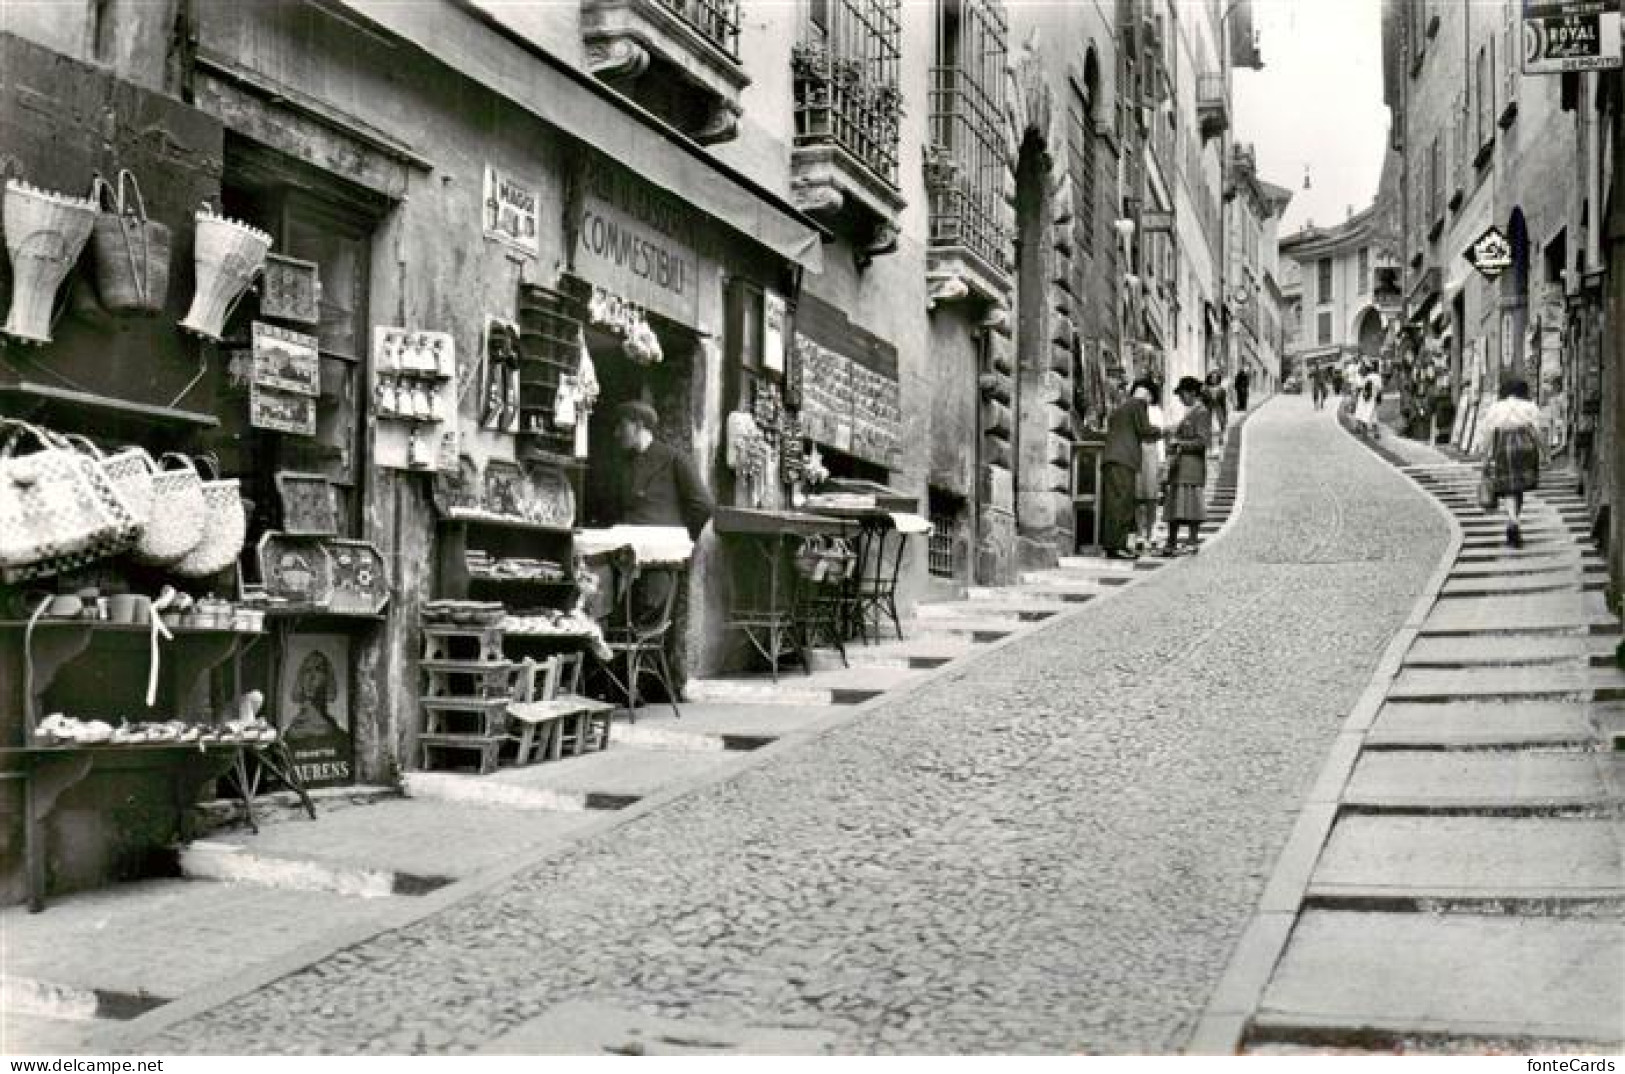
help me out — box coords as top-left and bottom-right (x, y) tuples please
(327, 0), (825, 272)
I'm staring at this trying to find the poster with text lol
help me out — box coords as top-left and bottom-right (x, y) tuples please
(277, 633), (353, 788)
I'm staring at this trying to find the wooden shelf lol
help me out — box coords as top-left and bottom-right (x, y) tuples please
(441, 508), (573, 534)
(0, 380), (218, 429)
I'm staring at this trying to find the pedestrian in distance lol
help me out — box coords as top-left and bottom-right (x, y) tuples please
(1133, 378), (1168, 554)
(1478, 377), (1544, 547)
(1353, 360), (1384, 438)
(1310, 366), (1328, 410)
(1205, 370), (1229, 447)
(1233, 367), (1251, 412)
(1330, 366), (1346, 400)
(1099, 378), (1163, 560)
(1161, 376), (1211, 557)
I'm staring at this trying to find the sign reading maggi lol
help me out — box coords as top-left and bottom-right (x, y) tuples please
(576, 162), (702, 326)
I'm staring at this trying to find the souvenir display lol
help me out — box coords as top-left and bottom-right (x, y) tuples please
(179, 205), (272, 340)
(323, 538), (388, 615)
(2, 179), (98, 344)
(275, 472), (339, 536)
(372, 327), (458, 470)
(258, 532), (335, 607)
(89, 170), (171, 315)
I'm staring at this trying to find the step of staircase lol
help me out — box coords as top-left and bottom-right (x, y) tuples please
(913, 600), (1060, 623)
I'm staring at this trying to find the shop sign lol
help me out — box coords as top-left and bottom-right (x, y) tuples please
(1464, 225), (1514, 280)
(576, 163), (701, 327)
(484, 165), (541, 254)
(277, 633), (354, 788)
(1523, 0), (1622, 73)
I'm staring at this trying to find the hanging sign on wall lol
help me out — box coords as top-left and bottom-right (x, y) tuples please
(484, 165), (541, 255)
(1522, 0), (1622, 74)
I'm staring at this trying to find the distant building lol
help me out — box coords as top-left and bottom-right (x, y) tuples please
(1279, 206), (1386, 378)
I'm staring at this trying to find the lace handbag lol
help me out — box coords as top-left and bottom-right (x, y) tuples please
(171, 454), (247, 580)
(134, 453), (208, 565)
(63, 434), (156, 529)
(0, 421), (140, 581)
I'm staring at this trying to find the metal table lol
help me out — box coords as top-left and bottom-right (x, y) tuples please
(712, 506), (853, 681)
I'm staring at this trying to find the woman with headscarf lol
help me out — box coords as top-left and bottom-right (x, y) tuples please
(1161, 376), (1211, 557)
(1479, 377), (1544, 547)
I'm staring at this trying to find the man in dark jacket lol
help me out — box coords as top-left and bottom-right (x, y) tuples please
(1233, 368), (1251, 412)
(605, 401), (713, 538)
(1099, 380), (1161, 560)
(600, 400), (714, 701)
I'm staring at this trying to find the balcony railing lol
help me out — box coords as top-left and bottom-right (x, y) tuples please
(793, 40), (902, 189)
(926, 55), (1009, 292)
(656, 0), (739, 60)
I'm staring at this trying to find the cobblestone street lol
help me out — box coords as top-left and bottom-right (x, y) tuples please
(145, 398), (1450, 1054)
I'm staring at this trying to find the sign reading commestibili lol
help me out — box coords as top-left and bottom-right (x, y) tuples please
(576, 160), (702, 327)
(1523, 0), (1622, 74)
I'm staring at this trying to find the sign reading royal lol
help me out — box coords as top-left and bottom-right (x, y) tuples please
(576, 161), (702, 327)
(1523, 0), (1622, 74)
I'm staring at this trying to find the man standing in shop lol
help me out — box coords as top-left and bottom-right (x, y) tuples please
(600, 400), (714, 702)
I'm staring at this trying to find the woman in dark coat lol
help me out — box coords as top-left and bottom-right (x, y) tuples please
(1162, 377), (1212, 557)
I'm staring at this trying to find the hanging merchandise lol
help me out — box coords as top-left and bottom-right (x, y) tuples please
(0, 422), (141, 582)
(779, 411), (805, 487)
(179, 204), (273, 340)
(63, 436), (156, 533)
(589, 286), (663, 365)
(170, 455), (247, 581)
(783, 336), (805, 409)
(134, 453), (208, 565)
(2, 179), (98, 344)
(752, 379), (783, 445)
(481, 319), (522, 433)
(89, 170), (171, 315)
(623, 315), (662, 365)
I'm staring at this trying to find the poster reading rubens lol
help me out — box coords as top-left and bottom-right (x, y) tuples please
(277, 633), (353, 788)
(484, 165), (540, 254)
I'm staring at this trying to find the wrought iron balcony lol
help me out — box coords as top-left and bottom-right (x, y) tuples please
(582, 0), (748, 144)
(789, 9), (906, 260)
(1197, 71), (1229, 140)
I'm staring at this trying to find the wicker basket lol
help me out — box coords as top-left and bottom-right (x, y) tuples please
(133, 453), (207, 565)
(2, 180), (97, 344)
(89, 170), (171, 315)
(170, 455), (246, 580)
(0, 421), (140, 581)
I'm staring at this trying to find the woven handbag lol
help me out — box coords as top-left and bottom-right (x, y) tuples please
(0, 421), (140, 582)
(134, 453), (207, 565)
(170, 454), (246, 580)
(63, 434), (155, 529)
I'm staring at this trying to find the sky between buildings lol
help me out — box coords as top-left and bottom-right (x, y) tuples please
(1233, 0), (1388, 237)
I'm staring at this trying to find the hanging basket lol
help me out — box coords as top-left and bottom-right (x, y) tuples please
(2, 180), (97, 344)
(170, 455), (247, 580)
(89, 170), (172, 315)
(133, 453), (207, 565)
(0, 421), (141, 582)
(178, 206), (271, 341)
(62, 434), (156, 531)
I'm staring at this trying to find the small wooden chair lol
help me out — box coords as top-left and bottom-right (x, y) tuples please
(508, 653), (616, 764)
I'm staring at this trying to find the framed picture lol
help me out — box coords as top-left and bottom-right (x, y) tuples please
(260, 255), (321, 325)
(763, 290), (787, 374)
(250, 385), (318, 436)
(277, 633), (353, 788)
(251, 322), (320, 396)
(323, 538), (389, 615)
(275, 472), (339, 536)
(258, 533), (333, 607)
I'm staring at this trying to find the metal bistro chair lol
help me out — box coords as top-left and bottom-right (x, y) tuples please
(596, 564), (684, 720)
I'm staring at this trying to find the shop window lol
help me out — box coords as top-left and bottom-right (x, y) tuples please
(220, 140), (390, 543)
(926, 0), (1009, 280)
